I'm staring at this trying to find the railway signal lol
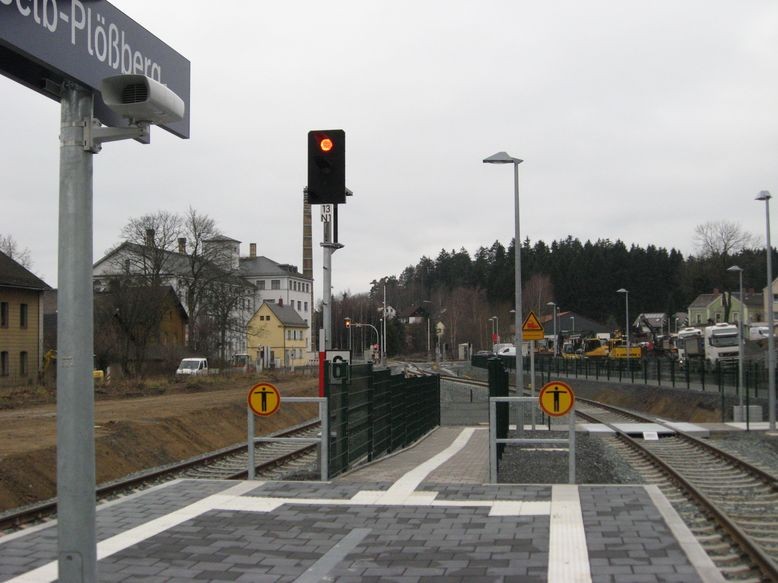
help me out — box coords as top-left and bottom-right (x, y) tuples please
(307, 129), (346, 205)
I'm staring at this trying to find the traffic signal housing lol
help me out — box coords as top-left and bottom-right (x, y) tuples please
(307, 129), (345, 205)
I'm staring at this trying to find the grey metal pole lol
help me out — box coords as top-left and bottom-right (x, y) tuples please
(568, 401), (576, 484)
(322, 219), (333, 351)
(320, 399), (329, 481)
(247, 408), (255, 480)
(625, 291), (630, 369)
(489, 398), (497, 483)
(760, 192), (776, 431)
(382, 284), (387, 366)
(554, 304), (558, 356)
(738, 270), (744, 408)
(513, 161), (524, 389)
(57, 81), (97, 583)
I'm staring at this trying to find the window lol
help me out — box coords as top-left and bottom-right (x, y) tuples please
(20, 352), (28, 377)
(297, 301), (301, 311)
(0, 302), (7, 328)
(20, 304), (28, 328)
(0, 352), (8, 376)
(257, 280), (266, 290)
(304, 302), (308, 312)
(271, 280), (280, 290)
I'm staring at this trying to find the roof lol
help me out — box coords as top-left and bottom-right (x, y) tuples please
(263, 301), (307, 327)
(94, 242), (253, 289)
(689, 293), (719, 308)
(240, 256), (310, 280)
(204, 236), (241, 243)
(0, 250), (51, 291)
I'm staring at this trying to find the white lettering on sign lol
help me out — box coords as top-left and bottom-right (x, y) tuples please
(1, 0), (164, 82)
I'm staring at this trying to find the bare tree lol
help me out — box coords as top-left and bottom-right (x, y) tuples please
(120, 211), (183, 284)
(693, 220), (758, 258)
(523, 273), (554, 317)
(693, 220), (758, 322)
(0, 234), (32, 268)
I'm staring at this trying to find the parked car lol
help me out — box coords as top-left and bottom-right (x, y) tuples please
(176, 357), (209, 376)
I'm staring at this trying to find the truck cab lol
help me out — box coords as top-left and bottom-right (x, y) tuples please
(703, 323), (739, 367)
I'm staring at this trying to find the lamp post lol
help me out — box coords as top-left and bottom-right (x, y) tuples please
(484, 151), (524, 388)
(492, 315), (500, 344)
(488, 316), (495, 347)
(617, 289), (630, 369)
(727, 265), (745, 409)
(547, 302), (557, 355)
(756, 190), (776, 431)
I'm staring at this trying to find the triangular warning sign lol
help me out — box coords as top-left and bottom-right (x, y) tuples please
(522, 311), (544, 340)
(522, 311), (543, 331)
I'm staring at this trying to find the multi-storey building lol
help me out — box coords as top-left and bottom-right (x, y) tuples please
(0, 251), (50, 385)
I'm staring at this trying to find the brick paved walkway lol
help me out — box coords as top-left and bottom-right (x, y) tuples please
(0, 426), (724, 582)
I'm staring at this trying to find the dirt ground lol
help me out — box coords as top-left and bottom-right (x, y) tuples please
(0, 372), (319, 512)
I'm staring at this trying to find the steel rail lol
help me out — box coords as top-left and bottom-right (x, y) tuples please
(0, 419), (320, 532)
(577, 403), (778, 581)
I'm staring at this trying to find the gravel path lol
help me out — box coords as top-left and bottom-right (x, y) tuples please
(498, 430), (645, 484)
(497, 427), (778, 484)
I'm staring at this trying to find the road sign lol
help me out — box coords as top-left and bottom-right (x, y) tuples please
(522, 311), (545, 341)
(0, 1), (191, 138)
(538, 380), (575, 417)
(247, 382), (281, 417)
(327, 350), (351, 383)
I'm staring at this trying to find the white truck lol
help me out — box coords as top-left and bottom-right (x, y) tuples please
(703, 323), (739, 367)
(676, 327), (703, 365)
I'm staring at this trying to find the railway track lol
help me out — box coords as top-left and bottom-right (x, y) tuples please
(0, 419), (321, 534)
(441, 374), (778, 581)
(576, 400), (778, 582)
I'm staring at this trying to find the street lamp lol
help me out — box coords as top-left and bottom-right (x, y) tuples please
(492, 315), (499, 344)
(484, 151), (524, 388)
(756, 190), (776, 431)
(727, 265), (745, 409)
(617, 289), (630, 368)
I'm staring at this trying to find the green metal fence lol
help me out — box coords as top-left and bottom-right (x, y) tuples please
(325, 362), (441, 478)
(472, 353), (772, 399)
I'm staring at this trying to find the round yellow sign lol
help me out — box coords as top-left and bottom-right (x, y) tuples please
(247, 382), (281, 416)
(538, 380), (575, 417)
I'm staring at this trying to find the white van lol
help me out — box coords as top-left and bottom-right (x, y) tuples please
(176, 357), (209, 376)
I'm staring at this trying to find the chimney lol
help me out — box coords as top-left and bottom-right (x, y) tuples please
(250, 243), (257, 258)
(145, 228), (155, 247)
(178, 238), (187, 254)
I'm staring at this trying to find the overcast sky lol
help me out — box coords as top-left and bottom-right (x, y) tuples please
(2, 1), (777, 300)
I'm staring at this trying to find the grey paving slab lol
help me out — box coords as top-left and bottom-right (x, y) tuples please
(0, 479), (236, 581)
(99, 504), (549, 583)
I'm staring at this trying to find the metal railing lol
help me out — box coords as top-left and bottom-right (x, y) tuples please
(488, 396), (576, 484)
(247, 396), (329, 480)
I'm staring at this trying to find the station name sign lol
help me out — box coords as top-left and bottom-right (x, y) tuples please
(0, 0), (190, 138)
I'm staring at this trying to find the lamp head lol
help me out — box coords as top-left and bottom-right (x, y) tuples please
(757, 190), (772, 201)
(483, 151), (523, 164)
(617, 288), (628, 294)
(727, 265), (743, 273)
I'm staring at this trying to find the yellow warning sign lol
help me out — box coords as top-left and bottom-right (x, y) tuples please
(522, 310), (545, 341)
(538, 380), (575, 417)
(247, 382), (281, 416)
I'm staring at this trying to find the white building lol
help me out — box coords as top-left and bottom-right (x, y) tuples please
(239, 243), (313, 354)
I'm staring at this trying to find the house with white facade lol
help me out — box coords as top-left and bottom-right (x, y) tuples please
(239, 243), (313, 355)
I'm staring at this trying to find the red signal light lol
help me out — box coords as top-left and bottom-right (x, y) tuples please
(319, 137), (334, 152)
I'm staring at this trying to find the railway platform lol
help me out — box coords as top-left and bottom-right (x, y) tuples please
(0, 426), (724, 582)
